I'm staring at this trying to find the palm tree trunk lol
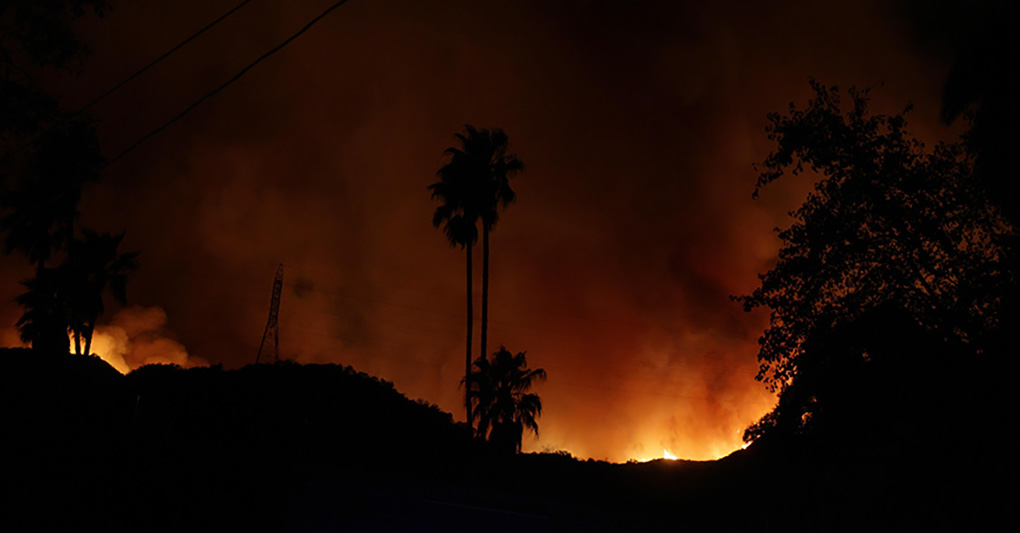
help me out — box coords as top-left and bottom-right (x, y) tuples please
(465, 242), (474, 432)
(481, 225), (490, 365)
(83, 319), (95, 357)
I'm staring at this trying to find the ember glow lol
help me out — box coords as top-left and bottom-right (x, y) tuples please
(0, 0), (959, 462)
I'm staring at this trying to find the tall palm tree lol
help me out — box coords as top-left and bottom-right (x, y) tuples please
(430, 143), (482, 430)
(468, 346), (546, 453)
(63, 229), (138, 356)
(471, 128), (523, 376)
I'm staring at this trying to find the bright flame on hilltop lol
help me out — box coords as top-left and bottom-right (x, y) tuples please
(663, 449), (678, 460)
(65, 306), (204, 374)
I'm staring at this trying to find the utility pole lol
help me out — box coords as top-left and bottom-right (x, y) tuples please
(256, 264), (284, 364)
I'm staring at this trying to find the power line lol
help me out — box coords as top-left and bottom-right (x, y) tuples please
(104, 0), (353, 167)
(2, 0), (354, 233)
(80, 0), (254, 111)
(0, 1), (253, 167)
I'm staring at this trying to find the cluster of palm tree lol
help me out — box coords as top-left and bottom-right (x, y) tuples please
(428, 125), (524, 432)
(0, 121), (136, 356)
(14, 229), (138, 356)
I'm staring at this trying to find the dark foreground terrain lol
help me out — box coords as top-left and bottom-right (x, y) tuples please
(0, 347), (1007, 532)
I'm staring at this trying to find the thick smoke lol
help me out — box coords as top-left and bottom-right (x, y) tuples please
(0, 0), (957, 461)
(89, 306), (207, 374)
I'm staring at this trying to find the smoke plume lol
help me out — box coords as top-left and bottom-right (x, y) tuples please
(0, 0), (961, 461)
(89, 306), (206, 374)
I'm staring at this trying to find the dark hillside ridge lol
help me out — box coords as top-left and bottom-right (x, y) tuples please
(2, 349), (477, 530)
(1, 347), (1007, 531)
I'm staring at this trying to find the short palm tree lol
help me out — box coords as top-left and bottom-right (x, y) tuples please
(468, 346), (546, 454)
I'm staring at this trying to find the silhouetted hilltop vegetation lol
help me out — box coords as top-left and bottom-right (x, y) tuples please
(2, 349), (477, 531)
(3, 346), (1004, 532)
(126, 360), (474, 475)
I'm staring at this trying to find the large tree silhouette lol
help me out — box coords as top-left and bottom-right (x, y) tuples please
(0, 0), (108, 157)
(1, 1), (107, 274)
(737, 81), (1009, 440)
(429, 125), (523, 431)
(1, 117), (103, 272)
(468, 346), (545, 454)
(2, 1), (108, 354)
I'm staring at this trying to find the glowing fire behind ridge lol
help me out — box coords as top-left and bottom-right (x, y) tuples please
(67, 306), (204, 374)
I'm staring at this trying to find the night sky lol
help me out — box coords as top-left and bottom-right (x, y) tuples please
(0, 0), (965, 461)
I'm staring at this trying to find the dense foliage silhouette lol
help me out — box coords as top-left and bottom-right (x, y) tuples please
(1, 1), (108, 269)
(739, 81), (1007, 392)
(733, 80), (1016, 529)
